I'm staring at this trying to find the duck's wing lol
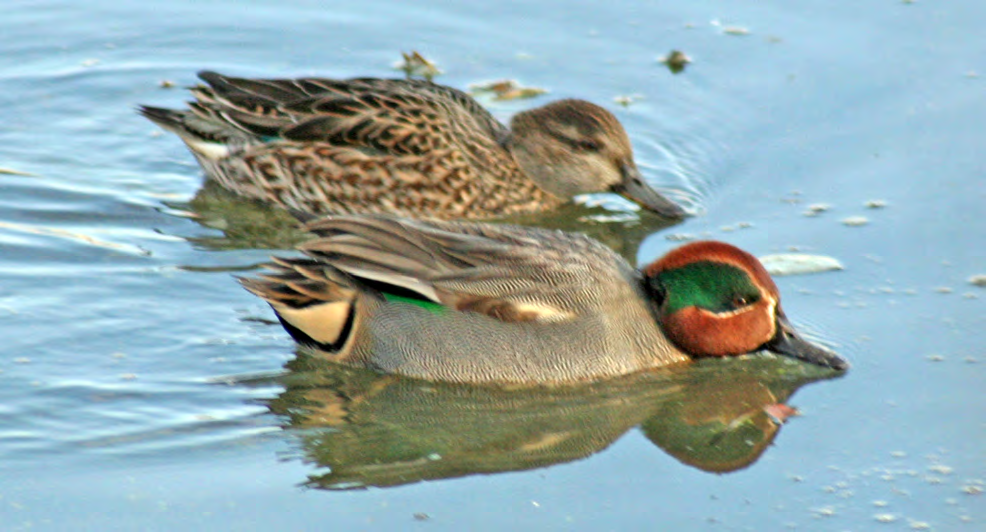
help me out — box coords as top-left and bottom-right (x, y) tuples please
(188, 71), (506, 155)
(298, 215), (638, 323)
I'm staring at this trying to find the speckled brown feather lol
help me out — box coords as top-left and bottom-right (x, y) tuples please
(141, 71), (689, 219)
(144, 72), (560, 218)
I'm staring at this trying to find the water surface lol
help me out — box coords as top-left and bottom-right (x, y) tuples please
(1, 1), (983, 530)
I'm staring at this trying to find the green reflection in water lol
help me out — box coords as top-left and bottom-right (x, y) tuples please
(173, 179), (681, 261)
(266, 354), (841, 490)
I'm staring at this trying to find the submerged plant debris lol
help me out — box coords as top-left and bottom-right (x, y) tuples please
(469, 79), (547, 101)
(659, 50), (691, 74)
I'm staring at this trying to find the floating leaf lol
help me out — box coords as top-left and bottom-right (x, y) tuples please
(469, 79), (547, 101)
(803, 203), (832, 217)
(864, 199), (887, 209)
(0, 167), (37, 177)
(393, 51), (442, 81)
(496, 88), (547, 101)
(722, 26), (751, 36)
(613, 94), (643, 107)
(841, 216), (869, 227)
(759, 253), (844, 276)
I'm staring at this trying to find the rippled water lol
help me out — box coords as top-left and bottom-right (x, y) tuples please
(2, 1), (983, 530)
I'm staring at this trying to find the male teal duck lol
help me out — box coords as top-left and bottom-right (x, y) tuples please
(140, 71), (686, 220)
(240, 215), (848, 383)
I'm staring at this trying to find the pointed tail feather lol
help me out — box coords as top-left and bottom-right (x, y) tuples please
(239, 259), (361, 352)
(138, 105), (187, 133)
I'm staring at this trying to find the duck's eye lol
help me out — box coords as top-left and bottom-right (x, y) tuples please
(731, 295), (753, 309)
(574, 139), (602, 152)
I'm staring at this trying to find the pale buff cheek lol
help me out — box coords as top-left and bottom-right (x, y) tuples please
(755, 295), (779, 348)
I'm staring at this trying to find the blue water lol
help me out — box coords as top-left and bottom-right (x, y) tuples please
(1, 1), (983, 530)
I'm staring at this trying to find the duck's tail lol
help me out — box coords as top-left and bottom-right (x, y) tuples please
(239, 257), (365, 354)
(139, 104), (256, 161)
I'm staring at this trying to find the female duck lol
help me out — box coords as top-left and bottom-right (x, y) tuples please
(241, 215), (847, 383)
(141, 71), (685, 219)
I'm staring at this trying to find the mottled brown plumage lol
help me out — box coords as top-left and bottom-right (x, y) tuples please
(141, 71), (685, 219)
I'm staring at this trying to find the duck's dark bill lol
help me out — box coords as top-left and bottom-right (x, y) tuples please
(765, 315), (849, 370)
(612, 163), (687, 219)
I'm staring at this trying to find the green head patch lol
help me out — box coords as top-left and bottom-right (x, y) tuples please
(654, 261), (762, 314)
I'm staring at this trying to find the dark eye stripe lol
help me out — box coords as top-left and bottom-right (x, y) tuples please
(551, 130), (602, 152)
(574, 139), (601, 152)
(726, 293), (760, 312)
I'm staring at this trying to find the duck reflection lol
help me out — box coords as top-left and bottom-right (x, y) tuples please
(266, 355), (841, 490)
(170, 181), (680, 260)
